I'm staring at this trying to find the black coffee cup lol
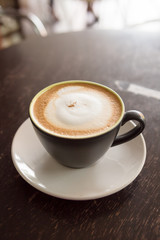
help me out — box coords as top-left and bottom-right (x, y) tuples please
(29, 81), (145, 168)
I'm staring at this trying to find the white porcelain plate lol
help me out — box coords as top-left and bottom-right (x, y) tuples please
(11, 119), (146, 200)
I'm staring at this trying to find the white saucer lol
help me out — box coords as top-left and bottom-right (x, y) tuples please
(11, 119), (146, 200)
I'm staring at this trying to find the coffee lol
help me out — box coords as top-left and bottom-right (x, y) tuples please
(32, 82), (122, 138)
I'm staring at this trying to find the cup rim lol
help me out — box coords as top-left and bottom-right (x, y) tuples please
(29, 80), (125, 139)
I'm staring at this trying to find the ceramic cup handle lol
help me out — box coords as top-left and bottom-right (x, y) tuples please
(112, 110), (145, 147)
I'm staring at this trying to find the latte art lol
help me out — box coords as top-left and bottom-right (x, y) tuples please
(47, 92), (102, 125)
(32, 82), (122, 138)
(45, 89), (112, 130)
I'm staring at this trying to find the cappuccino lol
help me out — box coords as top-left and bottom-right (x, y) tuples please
(31, 82), (122, 138)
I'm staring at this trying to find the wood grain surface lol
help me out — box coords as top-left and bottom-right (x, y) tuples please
(0, 30), (159, 240)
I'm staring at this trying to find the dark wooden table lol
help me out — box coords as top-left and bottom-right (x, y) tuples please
(0, 30), (159, 240)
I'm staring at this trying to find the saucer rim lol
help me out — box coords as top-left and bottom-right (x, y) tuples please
(11, 119), (146, 200)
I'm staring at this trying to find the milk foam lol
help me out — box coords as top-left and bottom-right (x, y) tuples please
(44, 86), (113, 131)
(33, 83), (122, 137)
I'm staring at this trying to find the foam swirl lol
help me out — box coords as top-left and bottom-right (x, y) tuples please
(44, 86), (112, 131)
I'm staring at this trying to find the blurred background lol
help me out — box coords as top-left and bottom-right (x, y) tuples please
(1, 0), (160, 49)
